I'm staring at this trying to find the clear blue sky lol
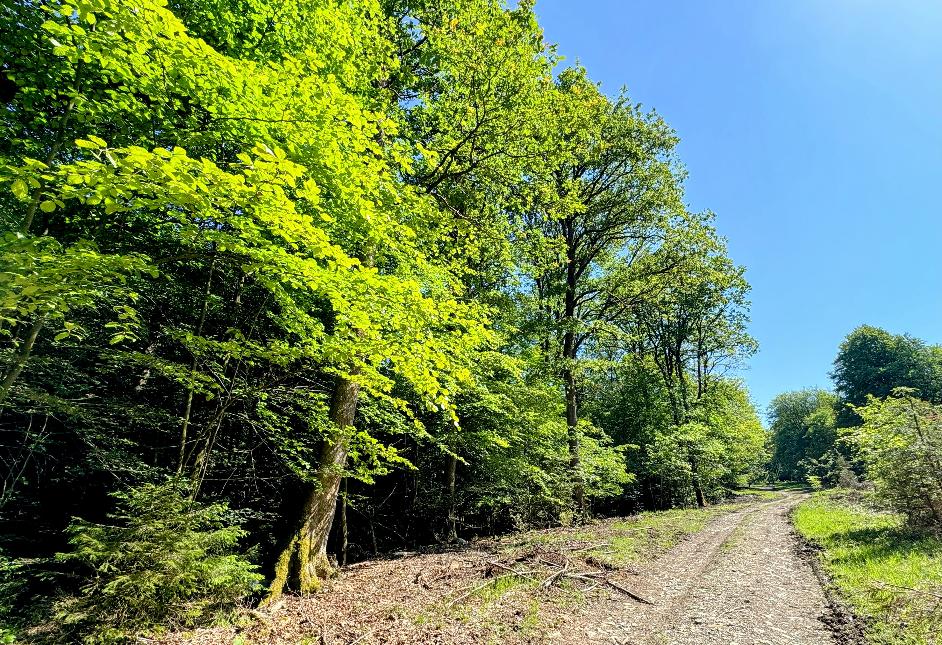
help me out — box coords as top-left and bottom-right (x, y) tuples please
(534, 0), (942, 416)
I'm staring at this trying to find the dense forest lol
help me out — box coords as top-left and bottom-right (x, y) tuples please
(0, 0), (770, 641)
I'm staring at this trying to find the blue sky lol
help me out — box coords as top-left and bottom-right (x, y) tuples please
(534, 0), (942, 416)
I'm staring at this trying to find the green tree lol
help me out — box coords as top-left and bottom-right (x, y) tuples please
(520, 68), (683, 514)
(54, 481), (261, 643)
(833, 325), (942, 426)
(767, 388), (838, 482)
(852, 390), (942, 526)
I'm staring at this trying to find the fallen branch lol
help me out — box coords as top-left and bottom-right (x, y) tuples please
(569, 573), (654, 605)
(347, 629), (375, 645)
(564, 542), (610, 552)
(486, 559), (539, 580)
(540, 561), (570, 588)
(447, 573), (521, 608)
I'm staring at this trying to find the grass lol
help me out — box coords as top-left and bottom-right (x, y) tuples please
(506, 500), (755, 569)
(793, 490), (942, 644)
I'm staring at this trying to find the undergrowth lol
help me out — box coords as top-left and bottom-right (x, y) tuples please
(793, 490), (942, 644)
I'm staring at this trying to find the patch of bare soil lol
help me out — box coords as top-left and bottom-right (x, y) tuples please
(158, 494), (839, 644)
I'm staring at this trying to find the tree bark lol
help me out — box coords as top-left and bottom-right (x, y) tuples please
(562, 225), (585, 518)
(563, 365), (585, 516)
(0, 317), (44, 404)
(445, 452), (458, 543)
(339, 478), (348, 567)
(690, 455), (707, 508)
(265, 373), (359, 601)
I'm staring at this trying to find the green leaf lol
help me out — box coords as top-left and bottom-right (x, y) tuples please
(11, 179), (28, 200)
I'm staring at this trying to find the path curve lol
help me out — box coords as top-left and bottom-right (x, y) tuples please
(563, 493), (835, 645)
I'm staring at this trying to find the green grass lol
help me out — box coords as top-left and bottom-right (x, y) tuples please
(793, 490), (942, 644)
(600, 506), (733, 565)
(505, 501), (752, 569)
(735, 481), (809, 498)
(472, 574), (534, 605)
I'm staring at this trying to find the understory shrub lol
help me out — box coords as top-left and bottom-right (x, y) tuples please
(852, 390), (942, 527)
(54, 481), (262, 643)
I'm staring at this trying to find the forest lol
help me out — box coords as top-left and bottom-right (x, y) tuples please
(0, 0), (768, 641)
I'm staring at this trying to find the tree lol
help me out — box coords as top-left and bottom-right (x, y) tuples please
(852, 390), (942, 526)
(3, 0), (492, 597)
(520, 68), (683, 514)
(614, 220), (754, 505)
(833, 325), (942, 426)
(768, 388), (838, 482)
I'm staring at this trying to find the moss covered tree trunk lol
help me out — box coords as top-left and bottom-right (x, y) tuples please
(265, 374), (359, 601)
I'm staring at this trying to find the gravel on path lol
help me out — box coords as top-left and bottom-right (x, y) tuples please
(561, 492), (836, 645)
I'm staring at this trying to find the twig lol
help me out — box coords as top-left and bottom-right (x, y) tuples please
(447, 575), (509, 608)
(564, 541), (610, 552)
(873, 580), (942, 600)
(569, 574), (654, 605)
(540, 562), (570, 588)
(347, 629), (375, 645)
(487, 559), (539, 580)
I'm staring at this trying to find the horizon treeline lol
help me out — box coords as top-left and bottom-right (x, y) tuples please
(769, 324), (942, 527)
(0, 0), (763, 640)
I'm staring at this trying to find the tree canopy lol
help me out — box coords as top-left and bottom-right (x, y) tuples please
(0, 1), (763, 640)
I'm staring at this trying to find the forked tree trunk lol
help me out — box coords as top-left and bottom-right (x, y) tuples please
(265, 374), (359, 602)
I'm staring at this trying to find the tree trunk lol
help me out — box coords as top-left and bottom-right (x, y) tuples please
(690, 455), (707, 508)
(445, 452), (458, 543)
(339, 478), (348, 567)
(265, 374), (359, 602)
(0, 317), (44, 404)
(178, 260), (214, 474)
(562, 230), (585, 518)
(563, 365), (585, 517)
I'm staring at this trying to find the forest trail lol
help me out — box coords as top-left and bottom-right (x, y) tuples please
(564, 492), (836, 645)
(157, 492), (843, 645)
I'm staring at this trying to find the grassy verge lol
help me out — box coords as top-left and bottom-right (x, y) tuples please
(793, 490), (942, 644)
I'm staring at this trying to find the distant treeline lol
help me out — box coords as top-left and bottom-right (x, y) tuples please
(769, 324), (942, 525)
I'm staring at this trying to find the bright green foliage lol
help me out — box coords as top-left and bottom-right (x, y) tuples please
(0, 0), (759, 631)
(54, 481), (262, 643)
(852, 391), (942, 527)
(586, 358), (766, 507)
(648, 380), (766, 502)
(768, 388), (839, 483)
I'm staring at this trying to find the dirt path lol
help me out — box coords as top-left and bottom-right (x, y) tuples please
(563, 493), (835, 645)
(158, 493), (839, 645)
